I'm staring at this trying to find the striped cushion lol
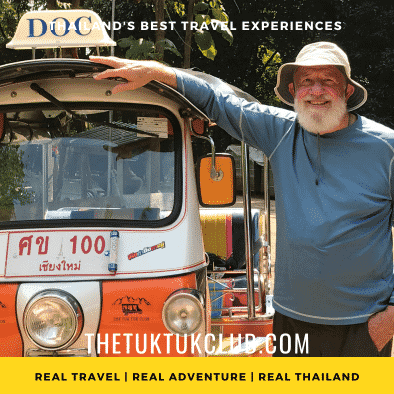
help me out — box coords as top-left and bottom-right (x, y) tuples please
(200, 208), (261, 269)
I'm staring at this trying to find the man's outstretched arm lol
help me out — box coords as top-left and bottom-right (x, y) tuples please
(90, 56), (177, 94)
(90, 56), (294, 158)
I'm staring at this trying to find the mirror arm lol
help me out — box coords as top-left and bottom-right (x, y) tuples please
(188, 118), (223, 181)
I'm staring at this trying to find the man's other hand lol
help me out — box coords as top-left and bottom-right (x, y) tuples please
(368, 305), (394, 352)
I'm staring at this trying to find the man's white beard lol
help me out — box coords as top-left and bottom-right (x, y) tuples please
(294, 96), (347, 134)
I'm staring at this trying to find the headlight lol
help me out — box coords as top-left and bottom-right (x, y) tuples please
(162, 289), (204, 335)
(24, 290), (83, 350)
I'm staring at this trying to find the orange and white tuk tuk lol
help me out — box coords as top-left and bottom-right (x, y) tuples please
(0, 9), (274, 357)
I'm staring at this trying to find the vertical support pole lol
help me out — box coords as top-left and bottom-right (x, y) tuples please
(111, 0), (116, 56)
(241, 141), (255, 319)
(42, 144), (48, 219)
(107, 0), (116, 195)
(263, 155), (271, 251)
(262, 154), (272, 298)
(106, 122), (113, 197)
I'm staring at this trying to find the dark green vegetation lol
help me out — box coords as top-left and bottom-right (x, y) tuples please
(1, 1), (393, 195)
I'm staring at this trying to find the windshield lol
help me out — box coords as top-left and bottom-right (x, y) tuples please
(0, 105), (181, 227)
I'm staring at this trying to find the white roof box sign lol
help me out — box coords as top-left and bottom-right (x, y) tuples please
(7, 9), (116, 49)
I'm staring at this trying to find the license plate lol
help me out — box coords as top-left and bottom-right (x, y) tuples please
(5, 231), (110, 277)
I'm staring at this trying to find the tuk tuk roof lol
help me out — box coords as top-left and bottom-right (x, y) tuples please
(0, 59), (209, 121)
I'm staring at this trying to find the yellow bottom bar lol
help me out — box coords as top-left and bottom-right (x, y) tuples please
(0, 357), (389, 394)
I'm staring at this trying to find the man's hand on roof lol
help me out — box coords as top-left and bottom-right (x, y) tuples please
(90, 56), (177, 94)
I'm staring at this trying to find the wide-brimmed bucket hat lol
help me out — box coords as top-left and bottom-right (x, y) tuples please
(274, 42), (367, 111)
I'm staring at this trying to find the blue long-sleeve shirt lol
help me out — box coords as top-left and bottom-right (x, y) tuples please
(175, 69), (394, 325)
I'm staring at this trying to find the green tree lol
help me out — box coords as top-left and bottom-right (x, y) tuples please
(0, 0), (31, 64)
(0, 144), (32, 221)
(82, 0), (233, 65)
(335, 0), (394, 128)
(2, 0), (394, 128)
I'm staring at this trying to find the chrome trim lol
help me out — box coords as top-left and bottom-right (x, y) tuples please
(208, 269), (264, 317)
(26, 348), (90, 357)
(162, 289), (205, 335)
(188, 119), (222, 180)
(17, 282), (101, 357)
(241, 142), (256, 319)
(263, 154), (272, 295)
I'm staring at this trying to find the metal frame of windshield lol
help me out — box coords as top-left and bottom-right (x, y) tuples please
(0, 102), (183, 230)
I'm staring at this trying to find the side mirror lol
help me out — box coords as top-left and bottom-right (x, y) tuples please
(197, 153), (236, 207)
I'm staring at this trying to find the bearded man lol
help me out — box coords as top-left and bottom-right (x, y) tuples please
(91, 42), (394, 357)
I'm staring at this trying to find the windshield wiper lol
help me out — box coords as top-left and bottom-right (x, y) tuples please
(30, 83), (159, 138)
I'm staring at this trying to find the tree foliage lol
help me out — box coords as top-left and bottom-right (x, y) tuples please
(104, 1), (234, 65)
(0, 0), (31, 64)
(0, 144), (33, 210)
(118, 35), (182, 60)
(337, 1), (394, 128)
(1, 0), (394, 128)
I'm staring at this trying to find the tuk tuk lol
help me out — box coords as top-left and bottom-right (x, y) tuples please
(0, 9), (274, 357)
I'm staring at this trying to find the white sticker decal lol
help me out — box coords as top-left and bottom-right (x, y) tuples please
(137, 117), (168, 138)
